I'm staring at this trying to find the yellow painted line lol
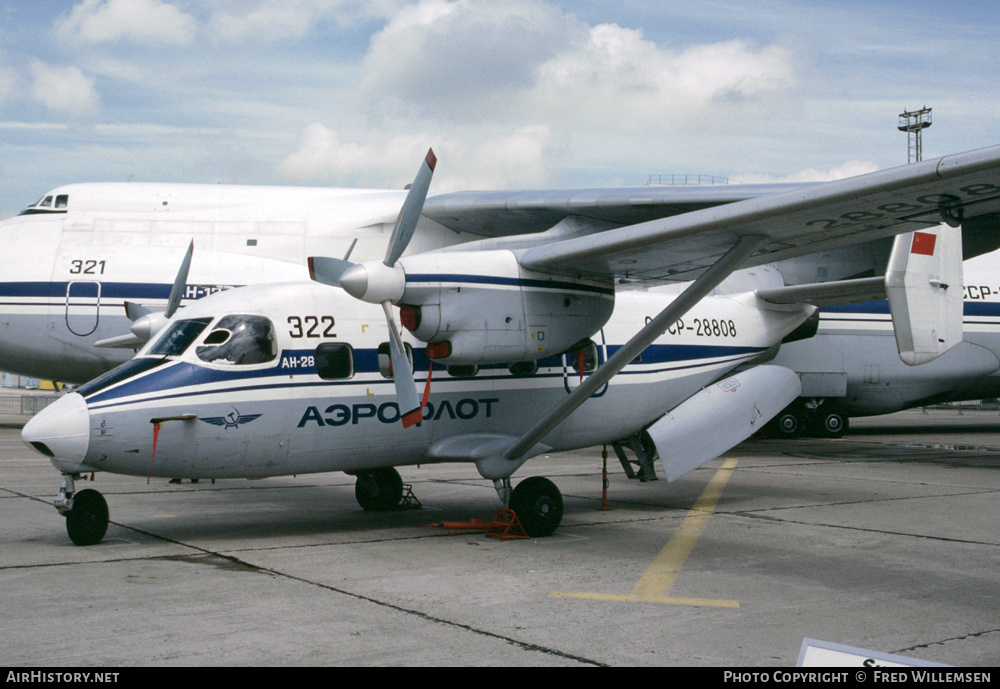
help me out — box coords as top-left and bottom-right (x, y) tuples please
(550, 458), (739, 608)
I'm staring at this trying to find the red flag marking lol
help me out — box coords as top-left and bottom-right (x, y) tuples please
(911, 232), (937, 256)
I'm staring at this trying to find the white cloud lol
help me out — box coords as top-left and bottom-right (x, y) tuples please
(0, 64), (17, 104)
(361, 0), (580, 120)
(211, 3), (327, 43)
(532, 28), (796, 133)
(275, 122), (551, 190)
(56, 0), (196, 45)
(359, 0), (796, 132)
(209, 0), (400, 43)
(29, 62), (100, 118)
(269, 0), (802, 191)
(735, 160), (881, 184)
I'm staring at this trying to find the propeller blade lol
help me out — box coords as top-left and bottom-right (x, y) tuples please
(382, 301), (423, 428)
(164, 240), (194, 319)
(384, 148), (436, 267)
(124, 301), (152, 322)
(308, 256), (356, 287)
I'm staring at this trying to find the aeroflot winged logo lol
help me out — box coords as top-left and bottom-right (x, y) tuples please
(200, 408), (263, 430)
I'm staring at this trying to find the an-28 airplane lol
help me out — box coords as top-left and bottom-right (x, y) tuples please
(13, 149), (1000, 544)
(18, 144), (1000, 546)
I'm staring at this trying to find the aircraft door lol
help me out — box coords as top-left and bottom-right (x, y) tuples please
(65, 280), (101, 336)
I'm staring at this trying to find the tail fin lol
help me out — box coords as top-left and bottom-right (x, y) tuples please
(885, 225), (963, 365)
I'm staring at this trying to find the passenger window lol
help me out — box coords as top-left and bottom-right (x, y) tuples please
(196, 315), (277, 366)
(316, 343), (354, 380)
(377, 342), (414, 379)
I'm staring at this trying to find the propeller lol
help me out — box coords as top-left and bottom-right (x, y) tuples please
(309, 149), (437, 428)
(94, 240), (194, 349)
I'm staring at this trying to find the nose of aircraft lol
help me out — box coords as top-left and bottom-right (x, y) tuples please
(22, 392), (91, 469)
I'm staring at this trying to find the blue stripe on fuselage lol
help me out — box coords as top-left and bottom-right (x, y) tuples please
(820, 299), (1000, 317)
(82, 342), (766, 408)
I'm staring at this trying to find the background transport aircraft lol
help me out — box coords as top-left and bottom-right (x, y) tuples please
(761, 245), (1000, 437)
(19, 145), (1000, 546)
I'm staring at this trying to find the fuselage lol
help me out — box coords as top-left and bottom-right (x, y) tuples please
(0, 182), (463, 382)
(22, 282), (812, 479)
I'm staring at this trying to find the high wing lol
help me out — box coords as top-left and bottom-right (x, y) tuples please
(422, 183), (809, 237)
(514, 145), (1000, 284)
(485, 145), (1000, 469)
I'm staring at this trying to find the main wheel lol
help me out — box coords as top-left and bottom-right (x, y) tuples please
(509, 477), (563, 538)
(65, 489), (109, 546)
(814, 411), (849, 438)
(767, 410), (801, 438)
(355, 468), (404, 511)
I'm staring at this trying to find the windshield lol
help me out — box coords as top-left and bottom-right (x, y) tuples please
(19, 193), (69, 215)
(147, 318), (212, 357)
(195, 315), (277, 366)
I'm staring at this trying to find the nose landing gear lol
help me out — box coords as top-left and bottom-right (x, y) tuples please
(56, 473), (109, 546)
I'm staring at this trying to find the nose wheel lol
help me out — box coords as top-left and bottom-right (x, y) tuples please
(56, 474), (109, 546)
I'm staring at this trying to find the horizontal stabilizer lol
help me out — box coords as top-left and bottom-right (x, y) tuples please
(757, 276), (886, 307)
(644, 365), (801, 482)
(885, 226), (963, 366)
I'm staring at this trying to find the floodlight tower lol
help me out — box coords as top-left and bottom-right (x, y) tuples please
(898, 107), (932, 163)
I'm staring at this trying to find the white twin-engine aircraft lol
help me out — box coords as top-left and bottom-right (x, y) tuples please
(20, 146), (1000, 546)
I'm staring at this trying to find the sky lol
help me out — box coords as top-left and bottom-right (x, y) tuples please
(1, 0), (997, 218)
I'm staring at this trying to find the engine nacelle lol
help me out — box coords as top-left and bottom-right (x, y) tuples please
(397, 250), (615, 365)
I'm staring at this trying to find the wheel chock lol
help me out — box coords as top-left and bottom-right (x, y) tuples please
(428, 507), (530, 540)
(398, 484), (423, 510)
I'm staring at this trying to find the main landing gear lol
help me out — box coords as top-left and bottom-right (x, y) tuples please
(493, 476), (564, 538)
(353, 467), (405, 511)
(765, 400), (849, 439)
(56, 473), (109, 546)
(352, 467), (422, 511)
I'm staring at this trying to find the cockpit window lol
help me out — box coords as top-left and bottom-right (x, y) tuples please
(148, 318), (212, 357)
(20, 193), (69, 215)
(195, 315), (277, 366)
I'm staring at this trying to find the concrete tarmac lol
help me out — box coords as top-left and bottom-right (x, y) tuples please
(2, 408), (999, 667)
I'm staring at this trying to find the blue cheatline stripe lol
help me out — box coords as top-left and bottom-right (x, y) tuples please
(87, 354), (759, 412)
(0, 281), (173, 300)
(821, 299), (1000, 317)
(83, 342), (765, 407)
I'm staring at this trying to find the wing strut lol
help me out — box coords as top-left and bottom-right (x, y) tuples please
(485, 235), (765, 477)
